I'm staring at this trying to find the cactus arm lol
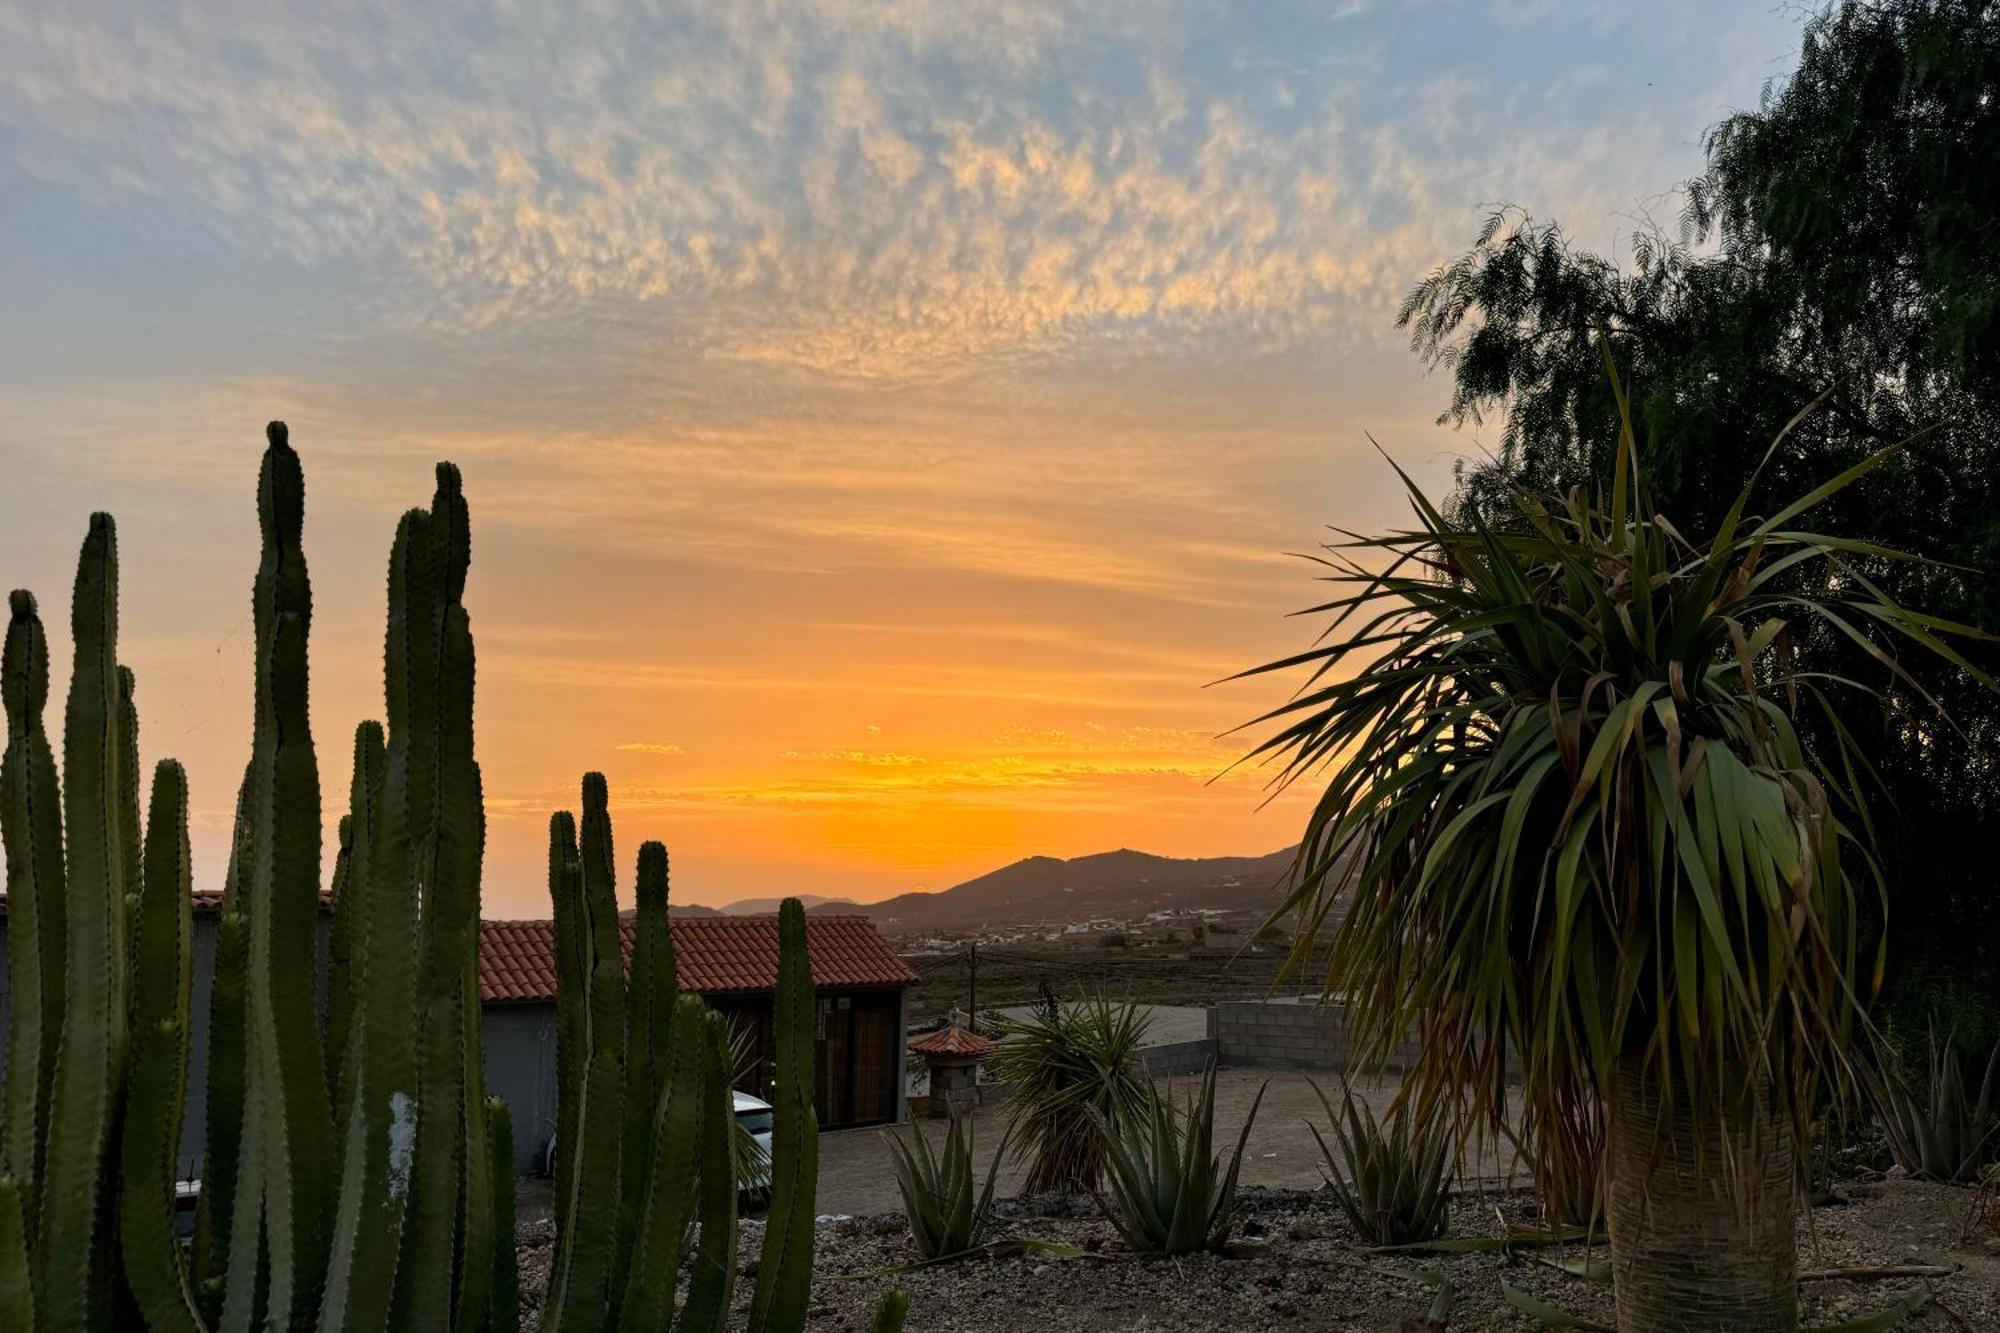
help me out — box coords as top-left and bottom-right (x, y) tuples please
(325, 812), (356, 1101)
(486, 1097), (521, 1333)
(548, 810), (583, 1243)
(0, 1176), (34, 1329)
(452, 773), (494, 1333)
(398, 469), (485, 1332)
(119, 760), (208, 1331)
(542, 775), (627, 1333)
(40, 512), (131, 1331)
(747, 898), (818, 1333)
(674, 1012), (741, 1333)
(238, 424), (335, 1330)
(317, 715), (419, 1333)
(2, 590), (67, 1221)
(617, 994), (708, 1329)
(616, 838), (673, 1300)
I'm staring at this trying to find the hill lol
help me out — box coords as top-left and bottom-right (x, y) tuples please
(717, 893), (855, 915)
(846, 846), (1297, 933)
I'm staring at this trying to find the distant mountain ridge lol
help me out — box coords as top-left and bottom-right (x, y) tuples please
(717, 893), (855, 915)
(838, 845), (1299, 932)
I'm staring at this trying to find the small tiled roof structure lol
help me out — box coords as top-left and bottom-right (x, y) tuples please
(907, 1023), (997, 1061)
(478, 914), (919, 1003)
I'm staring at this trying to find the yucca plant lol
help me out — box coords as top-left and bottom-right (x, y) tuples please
(988, 996), (1153, 1194)
(1517, 1084), (1606, 1230)
(1875, 1026), (1998, 1184)
(1308, 1081), (1453, 1246)
(1093, 1064), (1264, 1255)
(883, 1115), (1009, 1261)
(1235, 351), (1997, 1333)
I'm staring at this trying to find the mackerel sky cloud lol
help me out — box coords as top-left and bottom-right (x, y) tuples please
(0, 0), (1800, 911)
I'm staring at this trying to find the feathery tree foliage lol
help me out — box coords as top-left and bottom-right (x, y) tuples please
(1398, 0), (2000, 1037)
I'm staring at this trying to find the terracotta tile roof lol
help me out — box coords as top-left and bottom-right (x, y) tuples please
(477, 914), (918, 1003)
(907, 1025), (997, 1059)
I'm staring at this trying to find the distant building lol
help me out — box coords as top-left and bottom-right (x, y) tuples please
(1194, 919), (1245, 956)
(480, 913), (917, 1169)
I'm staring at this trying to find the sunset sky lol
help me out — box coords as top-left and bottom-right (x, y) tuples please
(0, 1), (1803, 915)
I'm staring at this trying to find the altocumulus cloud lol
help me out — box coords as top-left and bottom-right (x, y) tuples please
(0, 0), (1701, 381)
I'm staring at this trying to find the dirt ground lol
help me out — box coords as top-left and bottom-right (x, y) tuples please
(517, 1177), (1999, 1331)
(819, 1068), (1521, 1215)
(513, 1065), (2000, 1328)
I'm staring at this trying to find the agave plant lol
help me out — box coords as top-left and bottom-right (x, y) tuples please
(1235, 354), (1996, 1332)
(883, 1115), (1009, 1261)
(988, 996), (1153, 1194)
(1308, 1080), (1453, 1246)
(1093, 1064), (1265, 1255)
(1875, 1025), (1998, 1184)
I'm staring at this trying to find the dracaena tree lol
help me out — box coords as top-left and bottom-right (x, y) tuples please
(1236, 357), (1995, 1333)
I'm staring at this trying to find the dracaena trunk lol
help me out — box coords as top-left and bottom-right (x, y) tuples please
(1607, 1056), (1798, 1333)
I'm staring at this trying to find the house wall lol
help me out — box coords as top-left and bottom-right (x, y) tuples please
(2, 917), (906, 1180)
(482, 1002), (561, 1174)
(4, 913), (247, 1182)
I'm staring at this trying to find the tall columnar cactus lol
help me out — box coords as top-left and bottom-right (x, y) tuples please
(615, 839), (676, 1299)
(41, 511), (131, 1332)
(223, 423), (334, 1333)
(485, 1098), (520, 1333)
(0, 425), (901, 1330)
(391, 464), (492, 1333)
(541, 778), (627, 1333)
(748, 898), (820, 1333)
(119, 760), (205, 1332)
(2, 590), (65, 1225)
(190, 787), (250, 1307)
(317, 718), (414, 1333)
(543, 780), (859, 1333)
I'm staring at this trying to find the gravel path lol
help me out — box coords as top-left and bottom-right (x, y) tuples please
(517, 1177), (1999, 1331)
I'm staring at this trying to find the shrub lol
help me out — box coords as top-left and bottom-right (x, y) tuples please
(1094, 1064), (1265, 1254)
(883, 1115), (1008, 1260)
(988, 996), (1153, 1193)
(1875, 1025), (1999, 1183)
(1309, 1080), (1454, 1246)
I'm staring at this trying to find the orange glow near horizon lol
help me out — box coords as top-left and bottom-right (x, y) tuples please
(0, 2), (1802, 916)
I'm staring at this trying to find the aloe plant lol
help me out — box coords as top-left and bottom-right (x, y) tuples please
(1093, 1064), (1265, 1255)
(1875, 1026), (1998, 1183)
(884, 1115), (1009, 1260)
(1308, 1080), (1454, 1247)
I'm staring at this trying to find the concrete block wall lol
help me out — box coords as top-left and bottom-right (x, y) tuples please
(1207, 999), (1419, 1073)
(1138, 1037), (1217, 1078)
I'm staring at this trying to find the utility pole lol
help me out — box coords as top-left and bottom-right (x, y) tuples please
(967, 942), (978, 1029)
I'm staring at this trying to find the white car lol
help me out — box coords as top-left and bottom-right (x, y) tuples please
(544, 1090), (776, 1195)
(733, 1090), (774, 1195)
